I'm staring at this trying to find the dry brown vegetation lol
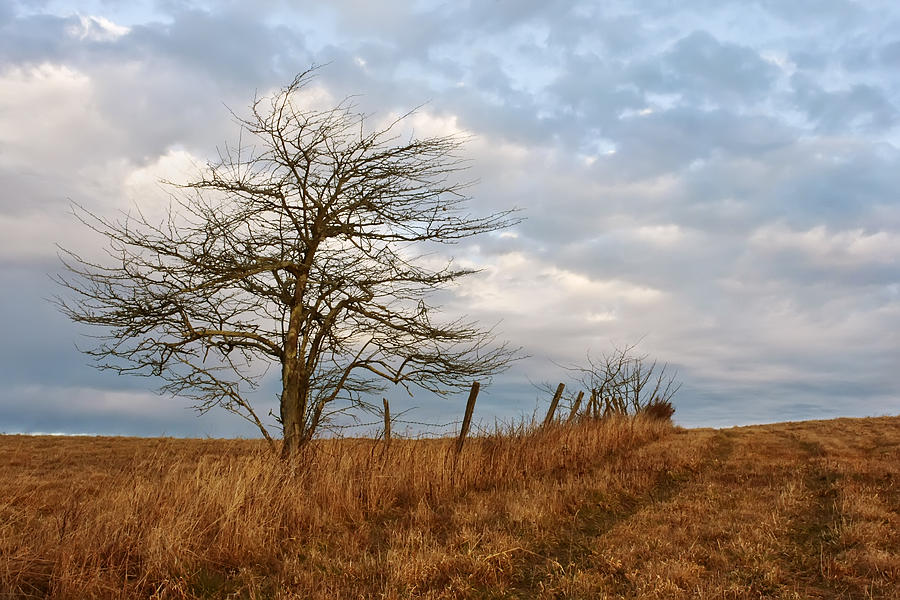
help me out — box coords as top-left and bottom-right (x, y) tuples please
(1, 416), (898, 599)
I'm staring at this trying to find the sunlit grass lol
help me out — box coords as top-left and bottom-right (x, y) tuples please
(1, 415), (897, 598)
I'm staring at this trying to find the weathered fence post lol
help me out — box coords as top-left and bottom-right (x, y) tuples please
(456, 381), (480, 453)
(543, 382), (565, 427)
(566, 390), (585, 424)
(382, 397), (391, 445)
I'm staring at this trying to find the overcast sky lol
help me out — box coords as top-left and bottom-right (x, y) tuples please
(1, 0), (899, 437)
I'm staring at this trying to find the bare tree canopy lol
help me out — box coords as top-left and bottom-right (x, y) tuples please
(55, 69), (521, 458)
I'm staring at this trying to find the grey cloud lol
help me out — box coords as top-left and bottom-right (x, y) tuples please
(791, 74), (898, 133)
(770, 145), (900, 228)
(0, 264), (283, 437)
(0, 164), (71, 217)
(420, 0), (573, 36)
(674, 383), (895, 428)
(790, 50), (829, 71)
(549, 53), (644, 125)
(0, 264), (149, 389)
(468, 52), (516, 100)
(665, 141), (900, 237)
(0, 1), (14, 24)
(124, 8), (309, 85)
(881, 40), (900, 65)
(635, 30), (778, 106)
(595, 108), (794, 180)
(755, 0), (863, 28)
(0, 385), (265, 436)
(0, 12), (76, 64)
(547, 11), (648, 57)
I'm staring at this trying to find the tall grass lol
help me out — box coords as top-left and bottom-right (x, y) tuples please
(1, 416), (671, 598)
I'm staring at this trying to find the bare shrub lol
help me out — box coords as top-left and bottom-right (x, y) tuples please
(541, 343), (681, 422)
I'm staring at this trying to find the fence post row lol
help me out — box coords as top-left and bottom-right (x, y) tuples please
(566, 390), (585, 423)
(456, 381), (480, 453)
(543, 382), (565, 426)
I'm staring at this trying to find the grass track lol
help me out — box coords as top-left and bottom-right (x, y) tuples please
(516, 420), (899, 599)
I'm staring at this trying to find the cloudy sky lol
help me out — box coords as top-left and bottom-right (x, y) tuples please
(2, 0), (899, 437)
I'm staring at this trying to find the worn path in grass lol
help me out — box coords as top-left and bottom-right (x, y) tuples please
(506, 418), (900, 599)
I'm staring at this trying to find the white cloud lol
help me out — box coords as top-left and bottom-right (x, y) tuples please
(453, 250), (664, 330)
(402, 110), (466, 139)
(0, 64), (117, 170)
(630, 224), (686, 246)
(123, 149), (203, 215)
(586, 310), (617, 322)
(750, 223), (900, 266)
(759, 50), (796, 75)
(66, 15), (131, 41)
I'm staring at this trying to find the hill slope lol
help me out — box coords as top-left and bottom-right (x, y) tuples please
(537, 417), (900, 599)
(1, 416), (898, 598)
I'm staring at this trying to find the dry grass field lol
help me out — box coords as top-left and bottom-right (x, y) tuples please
(1, 415), (898, 599)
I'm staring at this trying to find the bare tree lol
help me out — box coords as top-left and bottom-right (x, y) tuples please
(55, 69), (520, 459)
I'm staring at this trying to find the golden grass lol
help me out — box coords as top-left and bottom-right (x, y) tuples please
(0, 416), (897, 599)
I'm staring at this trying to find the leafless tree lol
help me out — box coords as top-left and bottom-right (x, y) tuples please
(54, 69), (520, 459)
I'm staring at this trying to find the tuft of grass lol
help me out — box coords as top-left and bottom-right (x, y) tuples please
(640, 398), (676, 422)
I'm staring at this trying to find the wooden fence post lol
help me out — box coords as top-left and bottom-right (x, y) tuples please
(456, 381), (480, 453)
(382, 397), (391, 445)
(566, 390), (585, 423)
(543, 383), (565, 427)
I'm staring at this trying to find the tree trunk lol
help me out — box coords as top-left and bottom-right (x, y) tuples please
(281, 290), (308, 460)
(280, 360), (305, 460)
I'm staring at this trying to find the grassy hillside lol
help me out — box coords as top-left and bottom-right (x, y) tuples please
(1, 416), (897, 599)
